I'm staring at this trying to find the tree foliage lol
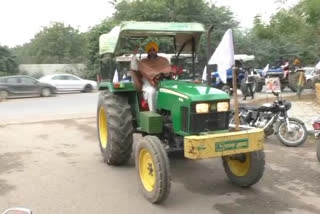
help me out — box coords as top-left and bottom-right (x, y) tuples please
(0, 46), (18, 76)
(243, 0), (320, 67)
(13, 22), (87, 64)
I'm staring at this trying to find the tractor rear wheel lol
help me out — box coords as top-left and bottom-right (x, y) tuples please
(222, 151), (265, 187)
(288, 72), (306, 93)
(97, 90), (133, 165)
(135, 136), (171, 204)
(221, 85), (232, 95)
(255, 81), (264, 93)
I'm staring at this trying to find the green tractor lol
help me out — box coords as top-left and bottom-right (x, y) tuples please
(97, 21), (265, 204)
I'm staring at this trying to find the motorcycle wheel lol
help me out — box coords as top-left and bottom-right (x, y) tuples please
(276, 117), (307, 147)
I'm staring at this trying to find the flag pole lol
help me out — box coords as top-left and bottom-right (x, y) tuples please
(206, 25), (214, 86)
(232, 66), (240, 131)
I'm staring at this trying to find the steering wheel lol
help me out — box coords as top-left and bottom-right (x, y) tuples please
(152, 72), (176, 84)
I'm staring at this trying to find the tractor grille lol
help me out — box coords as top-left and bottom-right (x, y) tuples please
(189, 111), (229, 133)
(181, 101), (230, 133)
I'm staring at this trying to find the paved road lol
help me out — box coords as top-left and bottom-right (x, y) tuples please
(0, 92), (99, 124)
(0, 118), (320, 214)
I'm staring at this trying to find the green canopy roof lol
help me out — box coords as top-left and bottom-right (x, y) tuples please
(99, 21), (206, 55)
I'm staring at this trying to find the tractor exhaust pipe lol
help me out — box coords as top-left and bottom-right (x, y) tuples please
(206, 25), (214, 86)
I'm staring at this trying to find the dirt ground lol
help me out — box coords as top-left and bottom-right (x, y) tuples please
(0, 117), (319, 214)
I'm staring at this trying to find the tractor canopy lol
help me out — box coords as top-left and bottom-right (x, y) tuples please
(99, 21), (206, 55)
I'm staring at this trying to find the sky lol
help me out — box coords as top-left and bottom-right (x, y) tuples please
(0, 0), (299, 47)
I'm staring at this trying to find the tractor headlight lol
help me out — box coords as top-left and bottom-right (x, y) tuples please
(196, 103), (209, 113)
(217, 102), (229, 112)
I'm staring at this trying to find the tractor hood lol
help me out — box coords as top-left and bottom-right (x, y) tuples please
(158, 80), (229, 102)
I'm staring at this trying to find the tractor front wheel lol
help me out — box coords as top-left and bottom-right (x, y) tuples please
(97, 91), (133, 165)
(222, 151), (265, 187)
(135, 136), (171, 204)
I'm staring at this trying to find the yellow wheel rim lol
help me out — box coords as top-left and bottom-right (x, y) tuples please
(226, 153), (250, 176)
(98, 107), (108, 149)
(139, 148), (156, 192)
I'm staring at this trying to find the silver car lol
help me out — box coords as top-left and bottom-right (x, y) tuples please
(39, 74), (97, 92)
(303, 67), (320, 89)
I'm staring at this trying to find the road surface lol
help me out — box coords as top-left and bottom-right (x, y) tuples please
(0, 118), (319, 214)
(0, 92), (98, 125)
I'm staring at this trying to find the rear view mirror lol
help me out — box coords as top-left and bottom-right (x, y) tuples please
(2, 208), (32, 214)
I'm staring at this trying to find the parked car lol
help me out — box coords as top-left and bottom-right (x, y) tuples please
(39, 74), (97, 93)
(0, 75), (56, 100)
(303, 67), (320, 89)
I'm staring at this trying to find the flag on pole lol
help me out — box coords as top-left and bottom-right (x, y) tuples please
(112, 69), (119, 83)
(208, 29), (235, 84)
(202, 66), (207, 81)
(262, 64), (269, 77)
(315, 60), (320, 70)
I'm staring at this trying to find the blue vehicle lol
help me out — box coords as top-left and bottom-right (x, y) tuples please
(210, 55), (259, 95)
(211, 67), (246, 95)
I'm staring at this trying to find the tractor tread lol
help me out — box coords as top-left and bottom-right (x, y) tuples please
(135, 136), (171, 204)
(97, 91), (133, 165)
(222, 150), (265, 187)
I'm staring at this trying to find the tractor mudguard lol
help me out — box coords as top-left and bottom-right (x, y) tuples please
(98, 81), (137, 92)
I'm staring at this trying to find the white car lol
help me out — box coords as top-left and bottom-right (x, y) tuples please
(39, 74), (97, 92)
(300, 67), (320, 89)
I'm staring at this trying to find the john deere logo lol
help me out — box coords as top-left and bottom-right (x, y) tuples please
(215, 139), (248, 152)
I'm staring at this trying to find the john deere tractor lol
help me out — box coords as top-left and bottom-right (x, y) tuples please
(97, 21), (265, 204)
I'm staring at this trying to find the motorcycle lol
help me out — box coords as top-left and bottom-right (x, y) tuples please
(229, 91), (307, 147)
(2, 208), (32, 214)
(312, 118), (320, 162)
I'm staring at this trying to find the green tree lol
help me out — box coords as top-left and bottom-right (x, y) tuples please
(242, 0), (320, 68)
(0, 46), (19, 76)
(14, 22), (87, 64)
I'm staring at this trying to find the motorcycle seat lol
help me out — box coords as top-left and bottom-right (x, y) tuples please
(239, 103), (274, 111)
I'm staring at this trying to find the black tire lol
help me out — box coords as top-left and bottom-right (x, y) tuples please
(221, 85), (232, 95)
(276, 117), (307, 147)
(251, 77), (257, 92)
(222, 151), (265, 187)
(0, 90), (8, 101)
(288, 72), (305, 93)
(97, 90), (133, 165)
(317, 142), (320, 162)
(83, 84), (93, 93)
(256, 82), (263, 93)
(240, 79), (249, 96)
(135, 135), (171, 204)
(41, 88), (51, 97)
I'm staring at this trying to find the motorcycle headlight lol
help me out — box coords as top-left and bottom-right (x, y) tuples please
(217, 102), (229, 112)
(196, 103), (209, 113)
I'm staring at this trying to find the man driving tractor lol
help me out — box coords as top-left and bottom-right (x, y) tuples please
(130, 41), (172, 111)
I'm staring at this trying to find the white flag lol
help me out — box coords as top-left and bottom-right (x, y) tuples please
(112, 69), (119, 83)
(202, 66), (207, 81)
(262, 64), (269, 77)
(208, 29), (234, 84)
(316, 60), (320, 70)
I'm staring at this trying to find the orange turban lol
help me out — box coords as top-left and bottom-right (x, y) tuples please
(145, 41), (159, 53)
